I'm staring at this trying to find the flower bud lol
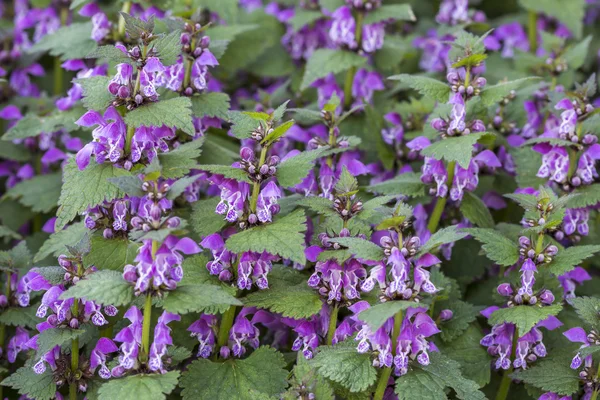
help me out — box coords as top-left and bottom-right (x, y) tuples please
(440, 309), (453, 321)
(539, 290), (555, 305)
(497, 283), (513, 297)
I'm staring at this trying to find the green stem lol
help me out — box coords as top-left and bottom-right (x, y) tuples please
(69, 262), (82, 400)
(495, 327), (519, 400)
(140, 293), (152, 362)
(326, 125), (336, 167)
(182, 37), (197, 91)
(427, 160), (456, 233)
(215, 305), (238, 358)
(326, 304), (339, 345)
(53, 6), (68, 96)
(373, 310), (403, 400)
(118, 1), (132, 39)
(535, 233), (544, 254)
(125, 125), (135, 155)
(343, 12), (363, 109)
(250, 146), (269, 213)
(528, 11), (537, 54)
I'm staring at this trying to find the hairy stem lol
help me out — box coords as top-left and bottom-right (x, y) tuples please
(215, 305), (238, 359)
(141, 240), (159, 362)
(373, 310), (403, 400)
(118, 1), (132, 39)
(528, 11), (537, 54)
(427, 160), (456, 233)
(326, 303), (339, 345)
(495, 326), (519, 400)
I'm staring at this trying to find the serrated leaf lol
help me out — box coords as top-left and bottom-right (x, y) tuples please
(166, 175), (200, 200)
(226, 210), (307, 264)
(510, 356), (580, 395)
(56, 159), (129, 229)
(451, 54), (487, 69)
(395, 352), (485, 400)
(547, 245), (600, 275)
(418, 225), (468, 256)
(567, 184), (600, 208)
(358, 301), (422, 332)
(388, 74), (450, 103)
(365, 172), (426, 197)
(32, 266), (66, 285)
(29, 22), (96, 60)
(86, 45), (132, 64)
(0, 141), (30, 161)
(459, 192), (494, 228)
(479, 77), (540, 106)
(125, 97), (194, 135)
(300, 49), (367, 91)
(276, 148), (327, 188)
(1, 366), (56, 400)
(4, 173), (62, 213)
(243, 271), (322, 318)
(504, 193), (538, 211)
(228, 111), (261, 139)
(262, 120), (294, 146)
(120, 12), (154, 40)
(59, 270), (134, 306)
(289, 9), (323, 31)
(76, 76), (114, 112)
(181, 347), (288, 400)
(462, 228), (520, 267)
(489, 304), (562, 334)
(83, 235), (139, 271)
(106, 175), (144, 197)
(36, 328), (86, 357)
(570, 296), (600, 329)
(0, 306), (40, 329)
(3, 108), (82, 140)
(98, 371), (180, 400)
(157, 139), (203, 179)
(421, 132), (495, 169)
(191, 92), (231, 119)
(438, 300), (480, 342)
(190, 197), (229, 237)
(0, 225), (21, 240)
(311, 339), (377, 393)
(295, 196), (336, 217)
(511, 146), (546, 188)
(197, 165), (251, 183)
(518, 0), (585, 39)
(152, 30), (181, 65)
(162, 284), (242, 315)
(35, 222), (87, 262)
(363, 4), (415, 24)
(328, 237), (384, 261)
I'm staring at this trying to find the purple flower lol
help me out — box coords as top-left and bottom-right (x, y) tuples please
(149, 311), (181, 372)
(436, 0), (470, 25)
(188, 314), (217, 358)
(329, 6), (357, 50)
(112, 306), (143, 375)
(91, 338), (118, 379)
(7, 327), (31, 363)
(563, 327), (592, 370)
(484, 22), (528, 58)
(558, 267), (591, 300)
(201, 233), (236, 282)
(352, 69), (384, 106)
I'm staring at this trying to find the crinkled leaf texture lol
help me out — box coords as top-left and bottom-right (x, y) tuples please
(162, 283), (242, 315)
(59, 270), (134, 307)
(180, 347), (288, 400)
(421, 132), (495, 169)
(124, 97), (195, 135)
(511, 355), (580, 396)
(2, 366), (56, 400)
(301, 49), (367, 90)
(98, 371), (180, 400)
(358, 301), (423, 332)
(488, 304), (562, 334)
(570, 296), (600, 330)
(462, 228), (520, 267)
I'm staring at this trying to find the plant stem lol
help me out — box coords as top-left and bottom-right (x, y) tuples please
(141, 240), (159, 362)
(53, 6), (68, 96)
(528, 11), (537, 54)
(427, 160), (456, 233)
(326, 303), (339, 345)
(118, 1), (132, 39)
(250, 146), (269, 213)
(373, 310), (403, 400)
(125, 125), (135, 155)
(326, 125), (336, 167)
(69, 262), (82, 400)
(495, 326), (519, 400)
(535, 233), (544, 254)
(343, 12), (363, 109)
(216, 305), (238, 358)
(182, 37), (197, 91)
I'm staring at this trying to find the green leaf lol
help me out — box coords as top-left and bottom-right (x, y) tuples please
(162, 284), (242, 315)
(29, 22), (96, 60)
(2, 367), (56, 400)
(311, 339), (377, 393)
(276, 148), (326, 188)
(56, 159), (130, 229)
(262, 120), (294, 146)
(546, 245), (600, 275)
(181, 347), (288, 400)
(300, 49), (367, 91)
(395, 352), (485, 400)
(421, 132), (495, 169)
(166, 175), (200, 200)
(98, 371), (180, 400)
(388, 74), (450, 103)
(358, 301), (422, 332)
(190, 197), (229, 237)
(451, 54), (488, 69)
(570, 296), (600, 329)
(488, 304), (562, 334)
(563, 35), (592, 70)
(32, 266), (66, 285)
(418, 225), (468, 256)
(197, 165), (252, 183)
(365, 172), (426, 197)
(228, 111), (261, 139)
(60, 270), (134, 306)
(510, 356), (580, 395)
(35, 222), (87, 262)
(191, 92), (231, 119)
(462, 228), (520, 267)
(76, 76), (114, 112)
(328, 237), (384, 261)
(295, 196), (336, 217)
(566, 184), (600, 208)
(157, 139), (203, 178)
(459, 192), (494, 228)
(152, 30), (182, 65)
(363, 4), (415, 24)
(437, 324), (491, 387)
(243, 270), (322, 318)
(518, 0), (585, 39)
(83, 235), (139, 271)
(5, 172), (62, 213)
(438, 300), (480, 342)
(125, 97), (195, 135)
(196, 0), (239, 23)
(0, 306), (40, 329)
(86, 45), (133, 64)
(0, 225), (21, 240)
(479, 77), (540, 106)
(504, 193), (539, 211)
(106, 175), (144, 197)
(511, 146), (546, 188)
(0, 142), (30, 161)
(36, 328), (86, 357)
(289, 9), (323, 31)
(226, 210), (307, 264)
(3, 108), (83, 140)
(120, 12), (154, 40)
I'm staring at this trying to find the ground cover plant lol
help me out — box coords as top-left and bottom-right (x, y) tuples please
(1, 0), (600, 399)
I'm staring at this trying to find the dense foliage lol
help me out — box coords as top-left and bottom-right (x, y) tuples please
(1, 0), (600, 399)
